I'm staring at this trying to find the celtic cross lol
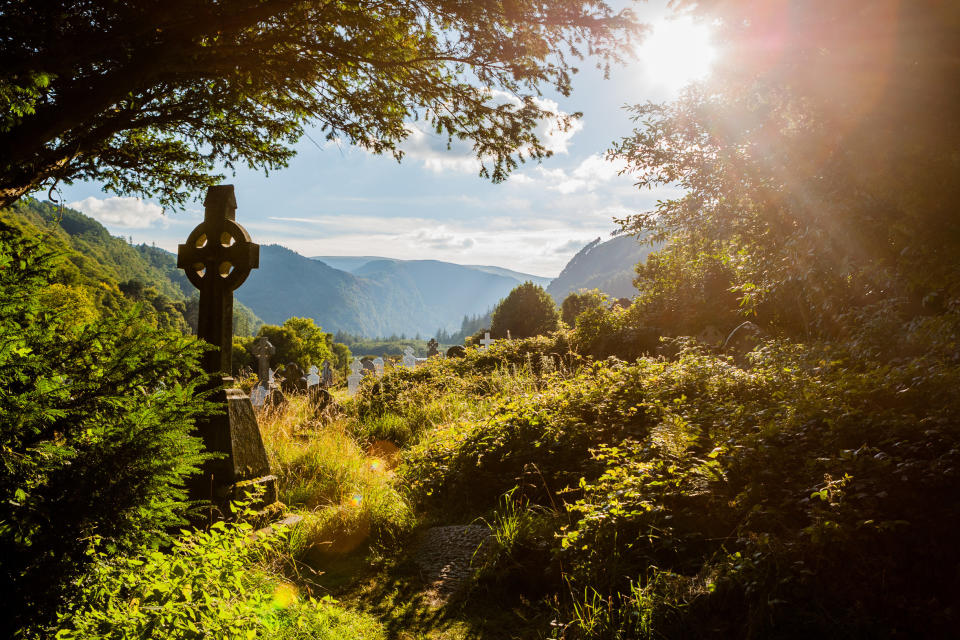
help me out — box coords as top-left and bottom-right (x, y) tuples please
(177, 185), (259, 376)
(250, 336), (275, 386)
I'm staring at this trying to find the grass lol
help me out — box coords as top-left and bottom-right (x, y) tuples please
(249, 368), (558, 640)
(256, 395), (414, 562)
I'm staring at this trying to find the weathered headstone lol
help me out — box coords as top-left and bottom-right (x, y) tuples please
(427, 338), (440, 357)
(361, 358), (376, 376)
(372, 357), (385, 377)
(281, 362), (305, 394)
(347, 357), (363, 395)
(306, 365), (320, 388)
(176, 184), (277, 513)
(446, 345), (466, 358)
(402, 346), (417, 369)
(249, 384), (268, 407)
(479, 332), (494, 350)
(321, 359), (334, 387)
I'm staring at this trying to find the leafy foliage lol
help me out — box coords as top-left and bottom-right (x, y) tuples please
(0, 223), (213, 634)
(560, 289), (607, 327)
(613, 0), (960, 338)
(234, 317), (343, 375)
(39, 517), (385, 639)
(0, 0), (638, 208)
(491, 281), (561, 339)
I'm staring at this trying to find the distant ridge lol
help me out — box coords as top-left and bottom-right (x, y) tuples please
(313, 255), (552, 288)
(546, 235), (657, 302)
(231, 249), (544, 336)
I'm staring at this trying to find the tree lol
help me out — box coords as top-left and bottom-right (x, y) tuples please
(560, 288), (607, 326)
(0, 222), (211, 634)
(613, 0), (960, 338)
(0, 1), (639, 209)
(236, 316), (338, 373)
(490, 281), (560, 339)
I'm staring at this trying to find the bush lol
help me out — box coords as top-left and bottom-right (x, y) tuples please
(560, 289), (607, 327)
(0, 224), (213, 633)
(571, 303), (660, 361)
(37, 516), (385, 639)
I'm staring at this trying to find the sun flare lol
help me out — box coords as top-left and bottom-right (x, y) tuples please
(639, 15), (716, 92)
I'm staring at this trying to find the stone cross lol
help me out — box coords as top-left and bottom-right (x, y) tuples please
(402, 346), (417, 368)
(372, 357), (385, 377)
(321, 359), (334, 387)
(251, 336), (275, 386)
(427, 338), (439, 357)
(479, 332), (494, 350)
(306, 365), (320, 388)
(175, 185), (276, 516)
(177, 185), (259, 375)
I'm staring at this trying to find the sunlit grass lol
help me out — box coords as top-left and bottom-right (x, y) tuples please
(256, 396), (413, 561)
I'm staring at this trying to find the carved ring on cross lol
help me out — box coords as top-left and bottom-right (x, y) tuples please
(179, 218), (258, 291)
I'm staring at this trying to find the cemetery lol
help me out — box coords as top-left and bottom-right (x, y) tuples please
(2, 2), (960, 639)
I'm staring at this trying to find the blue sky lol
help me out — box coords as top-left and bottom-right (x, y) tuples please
(58, 0), (712, 277)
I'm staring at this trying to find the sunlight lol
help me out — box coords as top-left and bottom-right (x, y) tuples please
(638, 15), (716, 92)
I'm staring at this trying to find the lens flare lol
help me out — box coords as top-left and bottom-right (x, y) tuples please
(271, 582), (298, 609)
(349, 493), (363, 508)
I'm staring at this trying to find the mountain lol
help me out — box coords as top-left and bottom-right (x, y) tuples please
(546, 235), (657, 302)
(311, 256), (390, 272)
(313, 255), (551, 288)
(464, 265), (552, 288)
(2, 198), (262, 335)
(238, 248), (526, 336)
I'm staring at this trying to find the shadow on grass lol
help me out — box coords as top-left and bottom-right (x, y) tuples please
(305, 548), (552, 640)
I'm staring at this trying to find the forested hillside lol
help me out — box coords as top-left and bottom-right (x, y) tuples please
(1, 198), (263, 336)
(238, 247), (540, 337)
(546, 235), (656, 301)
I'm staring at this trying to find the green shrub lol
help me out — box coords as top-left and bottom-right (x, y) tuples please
(571, 303), (660, 361)
(560, 289), (607, 327)
(37, 516), (384, 639)
(0, 223), (212, 634)
(555, 341), (960, 637)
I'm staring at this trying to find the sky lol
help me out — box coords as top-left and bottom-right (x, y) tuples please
(57, 0), (714, 278)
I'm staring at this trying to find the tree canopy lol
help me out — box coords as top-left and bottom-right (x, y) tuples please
(490, 281), (559, 339)
(614, 0), (960, 338)
(0, 0), (638, 210)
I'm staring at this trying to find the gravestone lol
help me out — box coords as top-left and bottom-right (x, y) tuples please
(249, 384), (268, 408)
(362, 358), (376, 376)
(402, 346), (417, 369)
(372, 357), (385, 377)
(306, 365), (320, 388)
(281, 362), (305, 394)
(176, 184), (277, 513)
(321, 359), (334, 387)
(347, 358), (363, 395)
(251, 336), (275, 388)
(479, 332), (494, 350)
(427, 338), (440, 357)
(446, 345), (466, 358)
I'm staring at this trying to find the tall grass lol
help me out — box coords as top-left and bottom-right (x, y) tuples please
(256, 396), (413, 560)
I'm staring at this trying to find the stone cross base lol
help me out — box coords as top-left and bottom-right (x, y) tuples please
(189, 378), (281, 517)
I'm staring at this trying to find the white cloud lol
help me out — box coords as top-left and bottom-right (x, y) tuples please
(532, 153), (631, 195)
(411, 227), (475, 250)
(68, 196), (167, 229)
